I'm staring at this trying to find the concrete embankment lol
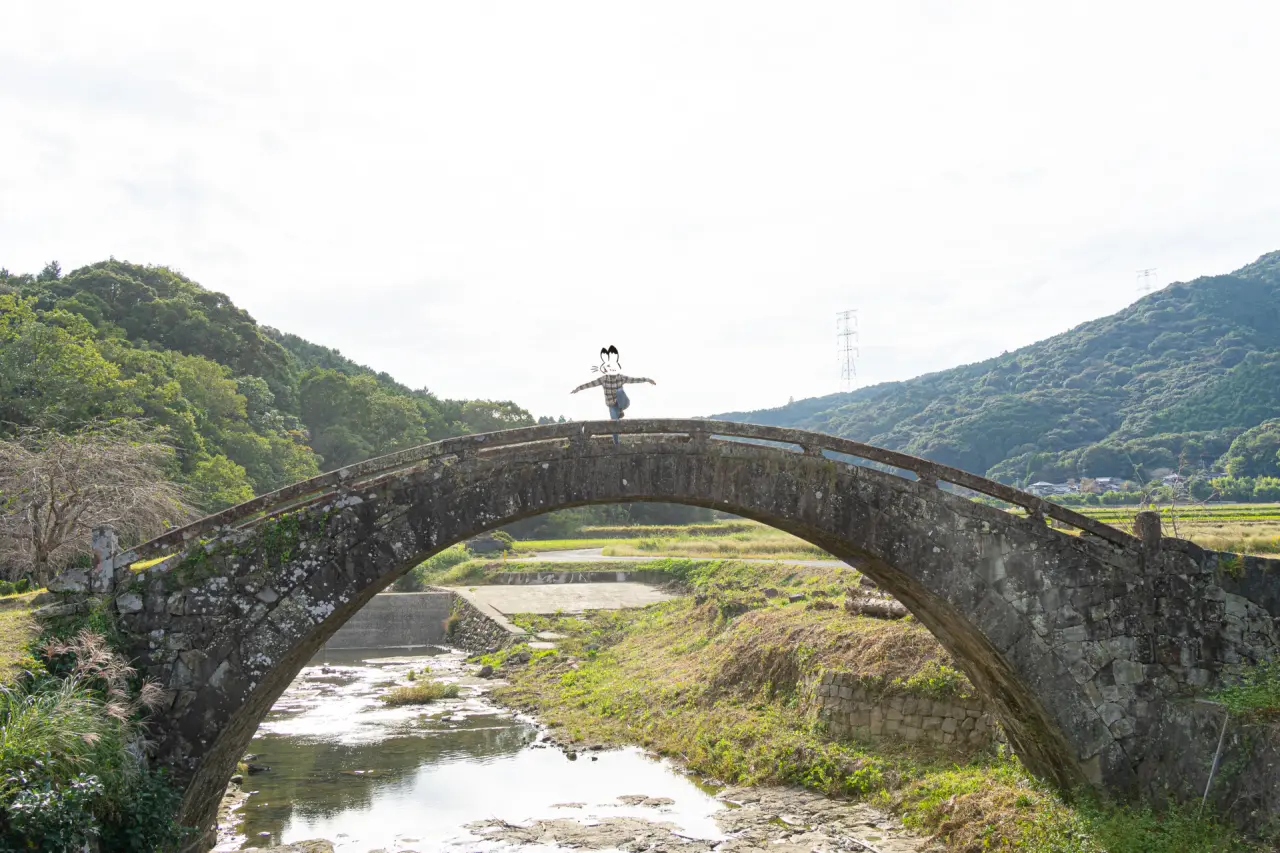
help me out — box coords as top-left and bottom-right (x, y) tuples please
(444, 587), (528, 652)
(323, 591), (453, 649)
(325, 572), (675, 651)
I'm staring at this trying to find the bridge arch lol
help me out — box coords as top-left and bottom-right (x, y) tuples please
(61, 420), (1280, 842)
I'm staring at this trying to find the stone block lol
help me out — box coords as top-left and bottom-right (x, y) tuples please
(117, 592), (144, 613)
(1098, 703), (1125, 728)
(941, 717), (958, 734)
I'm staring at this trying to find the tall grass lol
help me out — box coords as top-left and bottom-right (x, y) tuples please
(0, 630), (187, 850)
(0, 676), (134, 800)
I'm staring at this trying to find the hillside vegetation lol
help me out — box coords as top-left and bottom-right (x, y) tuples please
(0, 260), (534, 510)
(716, 251), (1280, 487)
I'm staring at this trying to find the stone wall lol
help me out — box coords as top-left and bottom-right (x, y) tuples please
(323, 592), (451, 649)
(814, 671), (997, 748)
(442, 589), (526, 653)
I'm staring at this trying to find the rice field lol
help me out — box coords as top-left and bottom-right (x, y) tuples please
(1074, 503), (1280, 556)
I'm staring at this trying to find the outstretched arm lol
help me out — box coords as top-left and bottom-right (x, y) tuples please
(571, 377), (605, 393)
(622, 375), (657, 385)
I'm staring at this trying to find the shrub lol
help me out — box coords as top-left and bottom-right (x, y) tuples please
(444, 612), (462, 637)
(6, 771), (105, 850)
(1214, 659), (1280, 718)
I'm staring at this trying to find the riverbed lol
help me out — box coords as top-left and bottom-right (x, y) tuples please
(216, 648), (926, 852)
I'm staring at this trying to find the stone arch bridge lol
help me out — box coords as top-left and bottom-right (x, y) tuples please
(45, 419), (1280, 844)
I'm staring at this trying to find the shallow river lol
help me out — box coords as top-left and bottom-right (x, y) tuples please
(217, 648), (923, 853)
(216, 648), (728, 851)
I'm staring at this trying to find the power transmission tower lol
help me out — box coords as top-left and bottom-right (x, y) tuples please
(1136, 268), (1158, 294)
(836, 309), (859, 393)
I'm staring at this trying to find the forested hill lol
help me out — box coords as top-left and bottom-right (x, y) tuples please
(714, 250), (1280, 487)
(0, 259), (534, 509)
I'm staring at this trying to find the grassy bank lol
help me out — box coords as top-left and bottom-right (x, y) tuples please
(490, 559), (1261, 852)
(0, 591), (41, 684)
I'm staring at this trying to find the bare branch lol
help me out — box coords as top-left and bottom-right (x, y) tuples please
(0, 421), (194, 584)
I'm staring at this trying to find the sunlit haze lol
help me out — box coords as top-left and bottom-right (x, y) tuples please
(4, 2), (1279, 420)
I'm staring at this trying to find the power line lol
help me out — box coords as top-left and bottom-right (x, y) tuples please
(1136, 268), (1158, 294)
(836, 309), (859, 393)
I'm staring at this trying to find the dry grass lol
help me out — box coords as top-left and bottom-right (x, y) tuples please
(1176, 519), (1280, 555)
(0, 591), (40, 685)
(706, 606), (968, 697)
(378, 680), (460, 705)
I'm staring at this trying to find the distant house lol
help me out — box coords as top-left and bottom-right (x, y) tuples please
(1027, 481), (1077, 497)
(1093, 477), (1125, 493)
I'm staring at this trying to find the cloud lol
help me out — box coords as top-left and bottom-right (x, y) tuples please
(3, 2), (1279, 420)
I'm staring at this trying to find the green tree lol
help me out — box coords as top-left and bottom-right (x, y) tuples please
(1253, 476), (1280, 502)
(0, 296), (122, 431)
(1220, 420), (1280, 479)
(1188, 478), (1214, 500)
(299, 370), (430, 469)
(185, 454), (255, 512)
(1210, 476), (1256, 502)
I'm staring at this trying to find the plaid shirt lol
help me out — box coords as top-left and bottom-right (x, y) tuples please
(572, 373), (652, 406)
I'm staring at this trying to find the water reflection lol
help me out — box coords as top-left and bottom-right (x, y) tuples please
(224, 648), (724, 852)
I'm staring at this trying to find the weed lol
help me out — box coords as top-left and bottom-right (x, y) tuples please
(1214, 659), (1280, 718)
(379, 681), (460, 705)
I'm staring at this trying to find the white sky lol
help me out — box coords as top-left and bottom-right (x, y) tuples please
(3, 3), (1279, 421)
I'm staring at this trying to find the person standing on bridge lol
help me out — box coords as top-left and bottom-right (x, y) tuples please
(571, 345), (657, 445)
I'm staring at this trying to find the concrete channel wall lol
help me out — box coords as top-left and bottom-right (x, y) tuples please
(324, 589), (528, 652)
(324, 592), (453, 649)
